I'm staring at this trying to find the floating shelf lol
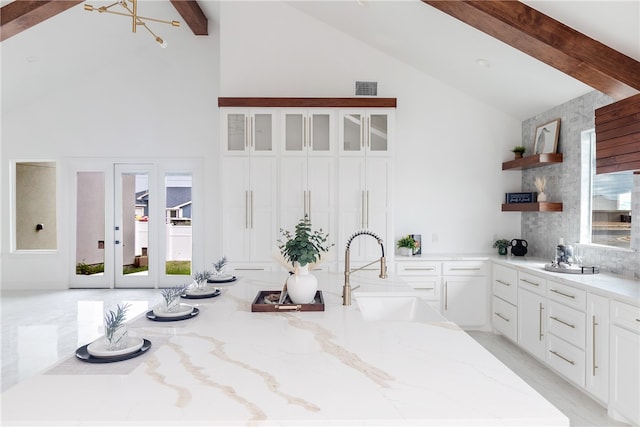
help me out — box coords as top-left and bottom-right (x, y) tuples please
(501, 202), (563, 212)
(502, 153), (563, 170)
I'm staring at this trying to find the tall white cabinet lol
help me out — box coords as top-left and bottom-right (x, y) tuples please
(219, 98), (397, 271)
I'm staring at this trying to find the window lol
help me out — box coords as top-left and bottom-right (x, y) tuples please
(587, 130), (634, 249)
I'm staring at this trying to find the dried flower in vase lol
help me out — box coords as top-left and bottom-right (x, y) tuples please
(534, 176), (547, 201)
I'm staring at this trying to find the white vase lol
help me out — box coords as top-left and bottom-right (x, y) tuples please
(286, 263), (318, 304)
(538, 192), (547, 202)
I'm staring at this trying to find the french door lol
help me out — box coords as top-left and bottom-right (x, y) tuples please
(69, 160), (200, 288)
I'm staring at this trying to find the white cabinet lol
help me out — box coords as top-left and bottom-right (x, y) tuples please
(442, 261), (488, 330)
(492, 263), (518, 341)
(609, 300), (640, 426)
(221, 156), (277, 267)
(518, 288), (546, 361)
(282, 109), (334, 154)
(222, 109), (276, 154)
(492, 263), (518, 305)
(586, 293), (609, 404)
(338, 110), (393, 156)
(396, 260), (441, 312)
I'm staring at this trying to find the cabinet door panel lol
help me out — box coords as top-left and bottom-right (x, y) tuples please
(280, 157), (307, 233)
(250, 157), (277, 261)
(252, 112), (274, 152)
(610, 325), (640, 426)
(586, 293), (609, 403)
(443, 276), (487, 329)
(310, 112), (332, 152)
(221, 157), (251, 261)
(518, 288), (546, 360)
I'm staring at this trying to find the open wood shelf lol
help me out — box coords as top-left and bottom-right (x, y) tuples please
(502, 153), (563, 170)
(501, 202), (563, 212)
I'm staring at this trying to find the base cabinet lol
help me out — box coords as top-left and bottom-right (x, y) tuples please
(609, 300), (640, 426)
(442, 261), (488, 330)
(518, 288), (546, 361)
(586, 293), (609, 404)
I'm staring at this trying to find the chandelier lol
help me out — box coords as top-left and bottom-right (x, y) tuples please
(84, 0), (180, 48)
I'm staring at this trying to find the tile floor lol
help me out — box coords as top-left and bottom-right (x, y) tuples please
(0, 289), (630, 426)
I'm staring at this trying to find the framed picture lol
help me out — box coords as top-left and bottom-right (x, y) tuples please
(533, 119), (560, 154)
(410, 234), (421, 255)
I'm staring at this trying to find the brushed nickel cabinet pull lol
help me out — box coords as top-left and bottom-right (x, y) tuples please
(496, 279), (511, 286)
(495, 312), (510, 322)
(592, 315), (598, 376)
(549, 350), (575, 365)
(250, 190), (254, 229)
(549, 288), (576, 299)
(539, 303), (544, 341)
(308, 190), (312, 221)
(550, 315), (575, 329)
(449, 267), (481, 271)
(521, 279), (540, 287)
(303, 116), (307, 148)
(245, 190), (249, 229)
(406, 267), (436, 271)
(444, 282), (448, 311)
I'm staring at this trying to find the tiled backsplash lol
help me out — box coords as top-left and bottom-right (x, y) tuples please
(520, 91), (640, 279)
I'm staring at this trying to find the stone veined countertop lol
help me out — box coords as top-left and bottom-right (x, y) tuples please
(0, 271), (568, 426)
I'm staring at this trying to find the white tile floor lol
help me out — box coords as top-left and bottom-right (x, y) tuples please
(0, 289), (630, 426)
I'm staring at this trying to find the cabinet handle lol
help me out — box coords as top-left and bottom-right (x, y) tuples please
(245, 190), (249, 229)
(449, 267), (481, 271)
(303, 116), (307, 148)
(539, 303), (544, 341)
(592, 315), (598, 376)
(416, 287), (435, 291)
(495, 312), (510, 322)
(250, 190), (254, 229)
(549, 288), (575, 299)
(549, 350), (575, 365)
(521, 278), (540, 287)
(550, 315), (575, 329)
(496, 279), (511, 286)
(444, 281), (448, 311)
(366, 190), (370, 228)
(405, 267), (436, 271)
(361, 191), (366, 228)
(308, 190), (312, 221)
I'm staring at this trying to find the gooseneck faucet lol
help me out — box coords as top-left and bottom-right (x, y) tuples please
(343, 230), (387, 306)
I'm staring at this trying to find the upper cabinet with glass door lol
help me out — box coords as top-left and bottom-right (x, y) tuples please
(339, 109), (394, 156)
(282, 109), (334, 155)
(222, 109), (276, 155)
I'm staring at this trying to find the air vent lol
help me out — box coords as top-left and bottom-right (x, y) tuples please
(355, 81), (377, 96)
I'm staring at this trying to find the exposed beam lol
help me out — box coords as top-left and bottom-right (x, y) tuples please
(422, 1), (640, 101)
(170, 0), (207, 36)
(1, 1), (83, 42)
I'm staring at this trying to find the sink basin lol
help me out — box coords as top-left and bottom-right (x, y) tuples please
(354, 292), (445, 322)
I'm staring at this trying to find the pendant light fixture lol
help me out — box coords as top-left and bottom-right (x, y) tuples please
(84, 0), (180, 48)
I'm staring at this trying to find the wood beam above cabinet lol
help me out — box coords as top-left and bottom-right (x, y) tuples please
(218, 97), (397, 108)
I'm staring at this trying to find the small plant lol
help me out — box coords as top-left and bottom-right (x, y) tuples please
(512, 145), (526, 154)
(397, 235), (417, 250)
(192, 270), (212, 288)
(212, 256), (228, 275)
(493, 239), (511, 249)
(278, 216), (333, 267)
(104, 303), (131, 348)
(161, 285), (187, 307)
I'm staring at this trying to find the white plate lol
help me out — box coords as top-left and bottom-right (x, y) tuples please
(185, 287), (218, 296)
(87, 337), (144, 358)
(153, 303), (194, 318)
(208, 275), (234, 282)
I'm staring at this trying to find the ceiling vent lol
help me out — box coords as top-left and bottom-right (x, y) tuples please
(355, 81), (377, 96)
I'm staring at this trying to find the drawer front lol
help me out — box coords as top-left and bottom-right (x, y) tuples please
(493, 264), (518, 305)
(492, 296), (517, 341)
(443, 260), (487, 276)
(611, 300), (640, 333)
(396, 261), (441, 276)
(403, 276), (441, 300)
(547, 334), (586, 387)
(518, 271), (547, 296)
(547, 300), (586, 349)
(547, 280), (586, 311)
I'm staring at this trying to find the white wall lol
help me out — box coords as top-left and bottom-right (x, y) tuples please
(220, 1), (522, 254)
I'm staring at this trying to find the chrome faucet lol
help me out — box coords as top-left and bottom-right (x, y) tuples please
(343, 230), (387, 306)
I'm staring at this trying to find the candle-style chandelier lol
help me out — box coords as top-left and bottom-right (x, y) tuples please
(84, 0), (180, 48)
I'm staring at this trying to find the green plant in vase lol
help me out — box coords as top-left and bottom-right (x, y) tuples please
(104, 303), (131, 351)
(512, 146), (526, 159)
(397, 235), (417, 256)
(493, 239), (511, 256)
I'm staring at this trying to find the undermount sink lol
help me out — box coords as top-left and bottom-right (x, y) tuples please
(354, 292), (445, 322)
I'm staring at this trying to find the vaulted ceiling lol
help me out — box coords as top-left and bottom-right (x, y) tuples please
(2, 1), (639, 119)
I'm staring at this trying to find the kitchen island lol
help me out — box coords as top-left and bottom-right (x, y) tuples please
(1, 271), (569, 426)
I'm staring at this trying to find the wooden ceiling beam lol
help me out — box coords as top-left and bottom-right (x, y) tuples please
(1, 1), (83, 42)
(422, 1), (640, 101)
(170, 0), (208, 36)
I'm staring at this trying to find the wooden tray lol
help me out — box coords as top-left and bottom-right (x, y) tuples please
(251, 290), (325, 312)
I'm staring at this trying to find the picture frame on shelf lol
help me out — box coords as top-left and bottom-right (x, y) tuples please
(533, 119), (560, 154)
(410, 234), (421, 255)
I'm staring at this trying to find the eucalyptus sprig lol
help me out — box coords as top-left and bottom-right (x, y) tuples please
(212, 256), (227, 273)
(104, 303), (131, 341)
(161, 285), (187, 306)
(192, 270), (212, 285)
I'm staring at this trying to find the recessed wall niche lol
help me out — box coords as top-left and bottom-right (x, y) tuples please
(15, 161), (57, 250)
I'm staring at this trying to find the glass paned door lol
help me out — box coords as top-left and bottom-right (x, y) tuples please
(164, 173), (193, 277)
(114, 164), (156, 288)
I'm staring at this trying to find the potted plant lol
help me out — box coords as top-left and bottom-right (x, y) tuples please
(278, 215), (333, 304)
(512, 146), (526, 159)
(192, 270), (211, 291)
(493, 239), (511, 256)
(161, 285), (187, 312)
(104, 303), (131, 351)
(397, 235), (417, 257)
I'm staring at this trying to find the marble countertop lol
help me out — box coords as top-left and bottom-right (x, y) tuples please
(1, 271), (568, 426)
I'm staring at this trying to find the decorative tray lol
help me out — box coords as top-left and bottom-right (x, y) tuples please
(251, 290), (324, 312)
(146, 306), (200, 321)
(76, 339), (152, 363)
(544, 264), (600, 274)
(181, 288), (221, 299)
